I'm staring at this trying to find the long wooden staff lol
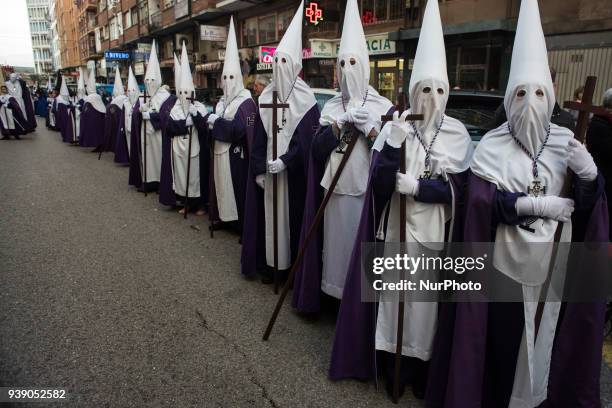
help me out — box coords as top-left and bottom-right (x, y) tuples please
(183, 91), (196, 219)
(263, 123), (359, 340)
(142, 89), (149, 197)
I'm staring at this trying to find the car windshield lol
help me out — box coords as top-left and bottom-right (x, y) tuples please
(315, 93), (335, 112)
(445, 108), (496, 130)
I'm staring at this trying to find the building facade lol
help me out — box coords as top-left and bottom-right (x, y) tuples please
(392, 0), (612, 105)
(48, 0), (62, 71)
(26, 0), (53, 75)
(54, 0), (612, 105)
(56, 0), (81, 73)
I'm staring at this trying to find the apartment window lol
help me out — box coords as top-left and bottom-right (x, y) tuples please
(125, 11), (132, 28)
(277, 9), (293, 38)
(131, 8), (138, 27)
(361, 0), (403, 25)
(162, 0), (175, 9)
(258, 15), (276, 43)
(242, 17), (257, 46)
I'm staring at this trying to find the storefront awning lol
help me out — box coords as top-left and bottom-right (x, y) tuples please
(197, 61), (223, 72)
(215, 0), (267, 12)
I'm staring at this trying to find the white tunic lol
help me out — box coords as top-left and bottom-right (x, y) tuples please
(470, 122), (574, 408)
(5, 80), (26, 118)
(213, 89), (251, 222)
(141, 88), (171, 184)
(122, 100), (134, 156)
(0, 96), (16, 130)
(170, 101), (205, 198)
(318, 86), (393, 299)
(374, 115), (473, 361)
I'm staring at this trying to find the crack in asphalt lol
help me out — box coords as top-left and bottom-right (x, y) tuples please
(195, 309), (280, 408)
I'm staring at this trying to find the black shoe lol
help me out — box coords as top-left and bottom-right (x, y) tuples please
(412, 381), (426, 400)
(261, 275), (274, 284)
(385, 379), (406, 401)
(14, 135), (20, 140)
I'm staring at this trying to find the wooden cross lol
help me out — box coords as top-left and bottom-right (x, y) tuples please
(563, 76), (608, 144)
(183, 91), (196, 219)
(381, 108), (424, 404)
(260, 91), (289, 294)
(141, 88), (149, 197)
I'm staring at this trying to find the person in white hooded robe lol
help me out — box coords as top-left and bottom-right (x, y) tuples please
(327, 1), (474, 400)
(138, 40), (177, 205)
(119, 67), (139, 166)
(56, 74), (77, 144)
(102, 66), (128, 162)
(79, 68), (107, 149)
(203, 17), (257, 231)
(244, 1), (321, 281)
(165, 43), (209, 215)
(442, 1), (608, 407)
(0, 84), (27, 139)
(292, 0), (394, 313)
(74, 67), (87, 141)
(5, 72), (36, 133)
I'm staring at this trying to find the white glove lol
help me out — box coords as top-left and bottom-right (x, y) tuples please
(566, 138), (597, 181)
(255, 174), (265, 189)
(268, 158), (287, 174)
(386, 111), (412, 148)
(185, 115), (193, 127)
(139, 104), (149, 113)
(207, 113), (219, 130)
(141, 111), (151, 121)
(516, 195), (575, 222)
(336, 108), (369, 129)
(396, 172), (419, 196)
(188, 104), (198, 116)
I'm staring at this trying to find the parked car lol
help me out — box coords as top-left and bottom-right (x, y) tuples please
(312, 88), (340, 112)
(445, 90), (505, 143)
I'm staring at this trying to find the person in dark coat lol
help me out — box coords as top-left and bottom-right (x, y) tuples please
(586, 87), (612, 240)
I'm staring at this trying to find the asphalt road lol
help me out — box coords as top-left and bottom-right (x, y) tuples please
(0, 119), (421, 407)
(2, 120), (611, 408)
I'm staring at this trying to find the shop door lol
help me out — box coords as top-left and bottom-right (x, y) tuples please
(377, 68), (396, 103)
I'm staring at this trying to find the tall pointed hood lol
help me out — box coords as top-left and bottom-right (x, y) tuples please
(337, 0), (370, 104)
(112, 66), (124, 97)
(409, 0), (448, 95)
(87, 67), (97, 96)
(408, 0), (449, 139)
(77, 67), (86, 98)
(47, 76), (53, 93)
(60, 75), (70, 100)
(178, 41), (195, 113)
(275, 0), (304, 70)
(504, 0), (555, 155)
(127, 66), (140, 105)
(272, 0), (304, 101)
(144, 40), (162, 96)
(221, 16), (244, 102)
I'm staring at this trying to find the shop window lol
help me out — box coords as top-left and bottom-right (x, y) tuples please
(259, 15), (276, 44)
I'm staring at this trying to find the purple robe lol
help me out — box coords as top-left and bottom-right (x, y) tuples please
(327, 143), (467, 383)
(148, 94), (177, 206)
(113, 104), (130, 165)
(291, 107), (395, 313)
(14, 79), (36, 132)
(57, 103), (76, 143)
(79, 102), (106, 148)
(240, 105), (321, 277)
(0, 96), (27, 137)
(201, 99), (257, 225)
(128, 100), (143, 188)
(438, 171), (608, 408)
(101, 103), (122, 154)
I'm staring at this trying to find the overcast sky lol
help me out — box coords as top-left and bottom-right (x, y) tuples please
(0, 0), (34, 67)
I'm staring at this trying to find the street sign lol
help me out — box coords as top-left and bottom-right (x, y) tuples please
(104, 51), (131, 61)
(201, 25), (227, 42)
